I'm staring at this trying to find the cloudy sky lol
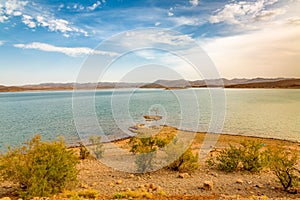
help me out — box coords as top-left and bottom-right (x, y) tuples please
(0, 0), (299, 85)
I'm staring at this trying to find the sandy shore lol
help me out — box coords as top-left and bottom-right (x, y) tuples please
(1, 125), (300, 199)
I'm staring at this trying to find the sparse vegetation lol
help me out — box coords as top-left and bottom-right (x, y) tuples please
(239, 140), (268, 172)
(165, 139), (198, 172)
(206, 139), (300, 192)
(78, 189), (99, 198)
(79, 142), (90, 160)
(211, 144), (241, 172)
(268, 148), (298, 192)
(61, 189), (99, 200)
(113, 189), (153, 199)
(207, 140), (267, 173)
(129, 136), (166, 172)
(0, 135), (78, 199)
(89, 135), (104, 159)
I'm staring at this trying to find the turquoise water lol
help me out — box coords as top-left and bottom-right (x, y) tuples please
(0, 89), (299, 149)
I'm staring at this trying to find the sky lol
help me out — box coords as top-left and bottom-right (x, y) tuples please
(0, 0), (300, 85)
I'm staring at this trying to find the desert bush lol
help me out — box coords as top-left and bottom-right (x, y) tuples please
(268, 148), (298, 192)
(240, 140), (268, 172)
(78, 189), (99, 198)
(0, 135), (78, 199)
(165, 139), (198, 172)
(89, 135), (104, 159)
(113, 189), (153, 199)
(215, 144), (241, 172)
(129, 136), (166, 173)
(208, 140), (268, 173)
(79, 142), (90, 160)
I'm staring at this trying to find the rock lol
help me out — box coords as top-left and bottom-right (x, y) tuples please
(143, 115), (162, 121)
(109, 182), (114, 186)
(137, 123), (145, 128)
(129, 174), (135, 178)
(202, 180), (214, 191)
(210, 172), (218, 177)
(255, 184), (263, 188)
(116, 179), (123, 184)
(236, 179), (244, 184)
(149, 183), (157, 190)
(178, 173), (190, 178)
(80, 183), (89, 189)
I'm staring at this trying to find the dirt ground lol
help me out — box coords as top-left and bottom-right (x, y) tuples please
(2, 125), (300, 199)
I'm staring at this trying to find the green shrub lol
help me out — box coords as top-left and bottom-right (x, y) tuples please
(239, 140), (267, 172)
(79, 142), (90, 160)
(166, 139), (198, 172)
(113, 189), (153, 199)
(113, 192), (126, 199)
(268, 148), (298, 192)
(216, 144), (241, 172)
(129, 136), (166, 173)
(89, 135), (104, 159)
(0, 135), (78, 199)
(78, 189), (99, 198)
(209, 140), (267, 173)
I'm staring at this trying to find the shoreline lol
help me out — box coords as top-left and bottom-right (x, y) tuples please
(68, 124), (300, 149)
(1, 87), (300, 93)
(2, 125), (300, 199)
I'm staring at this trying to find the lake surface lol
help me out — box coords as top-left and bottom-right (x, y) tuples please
(0, 89), (299, 149)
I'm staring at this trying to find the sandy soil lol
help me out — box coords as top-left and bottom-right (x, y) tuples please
(1, 125), (300, 199)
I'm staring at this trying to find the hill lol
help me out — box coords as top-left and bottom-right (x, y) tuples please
(0, 78), (299, 92)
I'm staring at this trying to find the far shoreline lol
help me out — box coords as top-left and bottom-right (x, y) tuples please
(1, 86), (300, 93)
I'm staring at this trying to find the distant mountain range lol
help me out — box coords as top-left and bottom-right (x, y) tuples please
(1, 78), (300, 92)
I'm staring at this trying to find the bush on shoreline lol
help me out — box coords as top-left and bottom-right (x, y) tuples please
(129, 136), (166, 172)
(268, 148), (298, 192)
(206, 140), (299, 192)
(129, 134), (199, 173)
(165, 139), (199, 172)
(0, 135), (78, 199)
(207, 140), (268, 172)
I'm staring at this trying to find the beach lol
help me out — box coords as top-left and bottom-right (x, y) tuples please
(2, 125), (299, 199)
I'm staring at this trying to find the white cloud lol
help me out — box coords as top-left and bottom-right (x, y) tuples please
(35, 16), (88, 37)
(209, 0), (282, 25)
(155, 22), (161, 26)
(0, 0), (88, 37)
(0, 15), (8, 23)
(254, 8), (286, 21)
(168, 11), (174, 17)
(4, 0), (27, 15)
(168, 8), (174, 16)
(172, 16), (203, 26)
(123, 30), (193, 48)
(190, 0), (199, 6)
(14, 42), (118, 57)
(0, 0), (27, 22)
(0, 40), (4, 46)
(58, 3), (64, 10)
(87, 1), (101, 11)
(22, 14), (35, 28)
(287, 17), (300, 25)
(202, 24), (300, 78)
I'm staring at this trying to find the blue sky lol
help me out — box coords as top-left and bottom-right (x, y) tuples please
(0, 0), (299, 85)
